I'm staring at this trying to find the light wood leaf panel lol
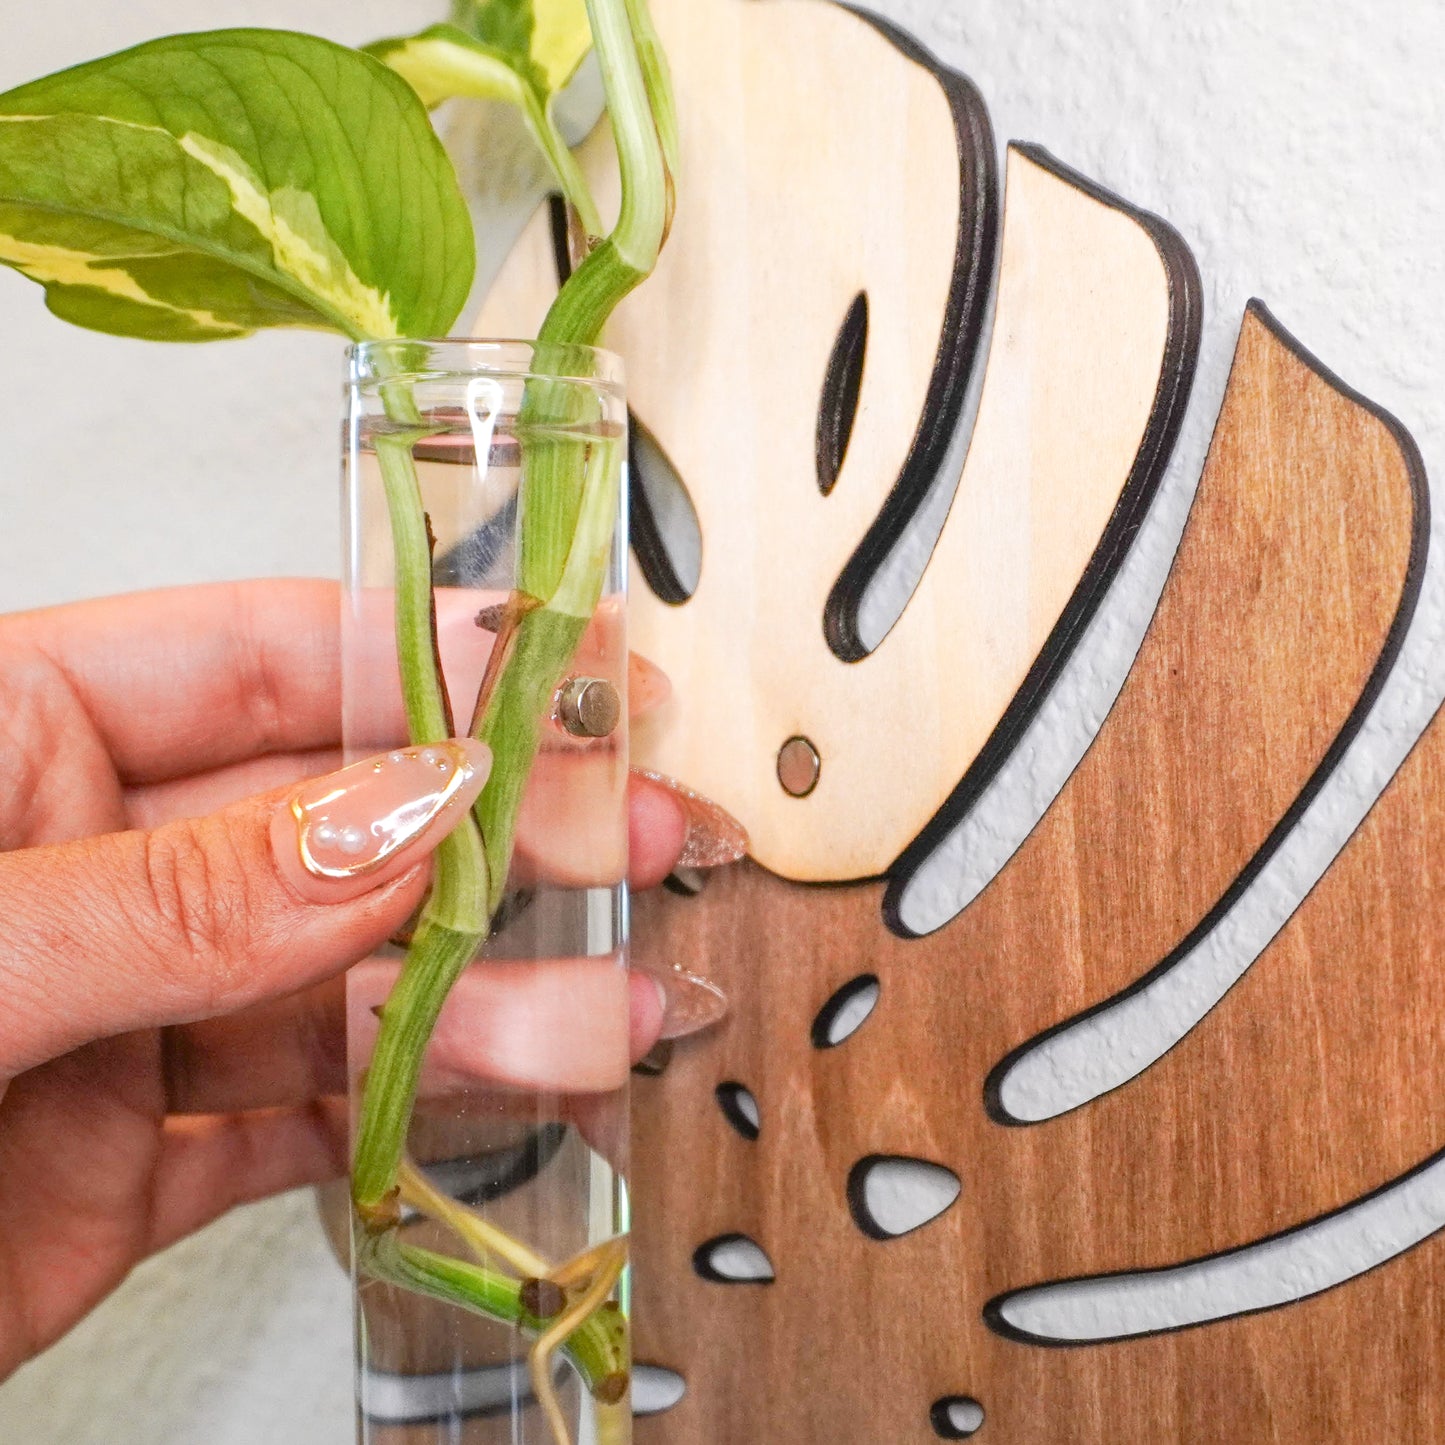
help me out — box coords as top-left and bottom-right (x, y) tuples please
(621, 133), (1196, 880)
(475, 0), (1201, 881)
(627, 304), (1429, 1442)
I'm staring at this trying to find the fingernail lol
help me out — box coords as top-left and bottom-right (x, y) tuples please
(632, 769), (748, 868)
(628, 652), (672, 716)
(648, 964), (729, 1039)
(272, 740), (491, 900)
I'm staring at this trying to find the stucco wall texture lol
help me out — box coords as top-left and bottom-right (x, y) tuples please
(0, 0), (1442, 1439)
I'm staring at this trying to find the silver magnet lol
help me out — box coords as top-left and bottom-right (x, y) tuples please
(558, 676), (622, 738)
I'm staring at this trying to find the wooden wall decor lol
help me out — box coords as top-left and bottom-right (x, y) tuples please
(618, 133), (1199, 881)
(622, 303), (1430, 1443)
(975, 302), (1426, 1112)
(469, 0), (1443, 1439)
(477, 0), (1201, 882)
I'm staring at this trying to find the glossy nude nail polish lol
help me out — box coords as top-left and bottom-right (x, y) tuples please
(275, 740), (491, 895)
(648, 963), (730, 1039)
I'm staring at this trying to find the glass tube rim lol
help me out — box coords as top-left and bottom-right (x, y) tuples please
(349, 337), (626, 397)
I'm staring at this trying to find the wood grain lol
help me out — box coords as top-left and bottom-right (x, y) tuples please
(627, 304), (1430, 1442)
(476, 0), (1200, 880)
(623, 134), (1196, 881)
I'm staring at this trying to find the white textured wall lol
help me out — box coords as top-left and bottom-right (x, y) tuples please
(0, 0), (1442, 1438)
(0, 1), (438, 615)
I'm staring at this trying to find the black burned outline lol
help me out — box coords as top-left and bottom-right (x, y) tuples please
(816, 290), (869, 496)
(811, 972), (882, 1049)
(629, 411), (698, 604)
(627, 8), (1001, 614)
(847, 1154), (962, 1241)
(883, 142), (1204, 930)
(824, 10), (999, 662)
(692, 1232), (776, 1285)
(982, 299), (1431, 1127)
(632, 1037), (675, 1077)
(547, 191), (573, 287)
(715, 1080), (762, 1141)
(984, 1141), (1445, 1347)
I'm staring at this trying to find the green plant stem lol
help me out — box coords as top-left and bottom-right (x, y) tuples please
(352, 422), (493, 1215)
(537, 0), (671, 350)
(485, 0), (670, 657)
(461, 0), (671, 898)
(357, 1232), (628, 1395)
(351, 0), (671, 1374)
(522, 89), (604, 239)
(472, 606), (586, 910)
(475, 431), (621, 905)
(488, 0), (675, 625)
(351, 907), (484, 1212)
(373, 428), (451, 741)
(621, 0), (678, 229)
(350, 389), (622, 1209)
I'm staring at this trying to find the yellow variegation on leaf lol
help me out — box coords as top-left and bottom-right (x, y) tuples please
(448, 0), (592, 93)
(370, 5), (601, 237)
(0, 30), (475, 342)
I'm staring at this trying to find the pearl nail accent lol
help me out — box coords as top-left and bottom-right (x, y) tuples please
(288, 740), (489, 880)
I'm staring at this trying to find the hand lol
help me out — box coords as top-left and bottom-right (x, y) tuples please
(0, 579), (736, 1377)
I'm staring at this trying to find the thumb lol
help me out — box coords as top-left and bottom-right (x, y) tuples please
(0, 740), (490, 1080)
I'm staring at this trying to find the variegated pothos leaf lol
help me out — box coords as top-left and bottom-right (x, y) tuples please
(0, 29), (475, 341)
(447, 0), (592, 93)
(367, 24), (539, 114)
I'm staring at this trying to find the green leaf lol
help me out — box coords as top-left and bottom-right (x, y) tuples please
(368, 23), (536, 111)
(448, 0), (592, 92)
(453, 0), (535, 70)
(0, 29), (475, 341)
(369, 21), (600, 236)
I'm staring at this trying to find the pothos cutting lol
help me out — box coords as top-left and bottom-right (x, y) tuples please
(0, 2), (676, 1441)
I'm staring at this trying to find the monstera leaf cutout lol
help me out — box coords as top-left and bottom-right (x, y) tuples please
(472, 0), (1444, 1439)
(624, 301), (1434, 1442)
(0, 29), (474, 341)
(476, 0), (1200, 883)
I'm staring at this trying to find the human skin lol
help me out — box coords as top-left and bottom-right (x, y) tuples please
(0, 579), (702, 1378)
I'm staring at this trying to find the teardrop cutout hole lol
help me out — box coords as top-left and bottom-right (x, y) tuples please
(693, 1233), (775, 1284)
(847, 1154), (961, 1240)
(812, 974), (880, 1049)
(816, 291), (869, 495)
(715, 1081), (761, 1140)
(931, 1396), (985, 1438)
(632, 1365), (687, 1416)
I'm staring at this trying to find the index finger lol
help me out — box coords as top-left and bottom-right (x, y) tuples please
(7, 580), (672, 799)
(3, 578), (341, 786)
